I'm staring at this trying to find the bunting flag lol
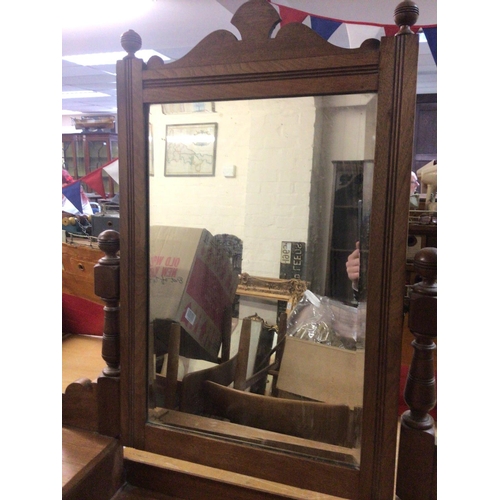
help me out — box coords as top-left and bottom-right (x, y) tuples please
(277, 5), (307, 25)
(423, 26), (437, 64)
(62, 180), (84, 214)
(62, 157), (119, 208)
(310, 16), (342, 41)
(269, 1), (437, 64)
(103, 158), (119, 184)
(81, 167), (106, 198)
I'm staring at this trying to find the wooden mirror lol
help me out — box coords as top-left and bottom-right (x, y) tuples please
(117, 0), (419, 497)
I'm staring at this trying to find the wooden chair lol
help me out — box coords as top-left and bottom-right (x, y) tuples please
(178, 319), (251, 415)
(179, 315), (270, 414)
(154, 312), (269, 413)
(152, 305), (233, 410)
(156, 308), (362, 449)
(243, 312), (288, 396)
(203, 380), (360, 448)
(180, 314), (361, 448)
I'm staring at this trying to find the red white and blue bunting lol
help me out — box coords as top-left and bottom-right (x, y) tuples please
(62, 158), (119, 212)
(268, 1), (437, 64)
(63, 4), (436, 214)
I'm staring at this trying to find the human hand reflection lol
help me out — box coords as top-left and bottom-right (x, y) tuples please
(346, 241), (360, 290)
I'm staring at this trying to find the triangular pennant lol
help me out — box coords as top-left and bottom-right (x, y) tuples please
(383, 25), (401, 37)
(269, 1), (437, 47)
(277, 5), (308, 26)
(310, 16), (342, 40)
(81, 167), (107, 198)
(62, 181), (83, 214)
(103, 158), (119, 184)
(423, 27), (437, 64)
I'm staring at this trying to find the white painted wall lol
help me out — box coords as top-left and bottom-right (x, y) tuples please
(149, 97), (315, 278)
(148, 94), (376, 323)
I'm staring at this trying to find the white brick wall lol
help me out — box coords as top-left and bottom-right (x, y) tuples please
(149, 97), (314, 278)
(149, 94), (376, 293)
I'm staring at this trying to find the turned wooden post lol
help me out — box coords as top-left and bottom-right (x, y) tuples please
(396, 247), (437, 500)
(94, 230), (121, 377)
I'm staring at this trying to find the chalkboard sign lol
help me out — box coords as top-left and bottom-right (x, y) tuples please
(278, 241), (306, 322)
(279, 241), (306, 280)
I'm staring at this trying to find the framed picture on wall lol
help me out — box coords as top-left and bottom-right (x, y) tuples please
(164, 122), (217, 176)
(161, 102), (216, 114)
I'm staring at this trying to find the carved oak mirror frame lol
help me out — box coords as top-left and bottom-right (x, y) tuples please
(116, 1), (419, 497)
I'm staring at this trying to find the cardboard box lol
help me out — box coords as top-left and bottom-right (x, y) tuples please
(150, 226), (238, 361)
(277, 337), (365, 408)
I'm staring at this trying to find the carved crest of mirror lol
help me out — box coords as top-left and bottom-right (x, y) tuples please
(117, 0), (419, 497)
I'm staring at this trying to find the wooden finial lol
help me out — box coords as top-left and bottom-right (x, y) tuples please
(413, 247), (437, 293)
(394, 1), (420, 35)
(97, 229), (120, 263)
(121, 29), (142, 57)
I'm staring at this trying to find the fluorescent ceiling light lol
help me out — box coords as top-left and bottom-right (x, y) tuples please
(62, 1), (154, 30)
(62, 90), (110, 99)
(62, 50), (170, 66)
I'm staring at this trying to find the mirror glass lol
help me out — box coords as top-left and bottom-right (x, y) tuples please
(147, 94), (376, 467)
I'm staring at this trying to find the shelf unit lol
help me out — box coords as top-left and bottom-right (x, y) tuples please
(62, 133), (119, 197)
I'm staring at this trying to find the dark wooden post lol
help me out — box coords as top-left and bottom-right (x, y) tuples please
(220, 305), (233, 363)
(396, 247), (437, 500)
(94, 230), (121, 377)
(270, 312), (287, 396)
(164, 323), (181, 410)
(94, 230), (121, 437)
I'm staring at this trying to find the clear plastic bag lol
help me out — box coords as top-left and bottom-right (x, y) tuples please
(287, 290), (364, 350)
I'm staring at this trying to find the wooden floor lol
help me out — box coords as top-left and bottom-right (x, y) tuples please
(62, 334), (104, 392)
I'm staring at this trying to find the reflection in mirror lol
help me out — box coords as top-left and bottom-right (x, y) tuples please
(147, 94), (376, 467)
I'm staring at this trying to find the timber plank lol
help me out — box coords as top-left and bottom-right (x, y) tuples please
(62, 426), (123, 500)
(124, 447), (350, 500)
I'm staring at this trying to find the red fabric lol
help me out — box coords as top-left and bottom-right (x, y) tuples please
(81, 168), (106, 198)
(277, 5), (308, 26)
(384, 25), (401, 37)
(62, 294), (104, 336)
(269, 2), (436, 33)
(399, 364), (437, 421)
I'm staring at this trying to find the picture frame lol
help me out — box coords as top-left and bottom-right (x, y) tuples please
(161, 102), (216, 114)
(164, 122), (217, 176)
